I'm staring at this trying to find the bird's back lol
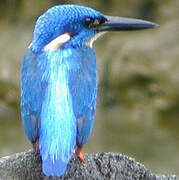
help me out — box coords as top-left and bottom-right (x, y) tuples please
(21, 46), (97, 176)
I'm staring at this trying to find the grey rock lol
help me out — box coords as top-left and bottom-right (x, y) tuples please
(0, 150), (178, 180)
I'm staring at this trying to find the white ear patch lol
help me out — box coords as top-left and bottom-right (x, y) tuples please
(44, 33), (71, 51)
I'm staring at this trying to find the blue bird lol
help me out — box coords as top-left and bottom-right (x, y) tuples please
(21, 4), (157, 177)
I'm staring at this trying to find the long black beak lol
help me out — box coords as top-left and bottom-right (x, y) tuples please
(98, 16), (158, 31)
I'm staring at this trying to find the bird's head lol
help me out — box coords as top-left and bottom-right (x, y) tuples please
(31, 5), (157, 52)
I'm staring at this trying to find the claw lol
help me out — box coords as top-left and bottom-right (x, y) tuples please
(74, 146), (84, 162)
(77, 149), (84, 162)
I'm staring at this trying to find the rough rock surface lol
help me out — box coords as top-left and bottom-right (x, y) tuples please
(0, 149), (178, 180)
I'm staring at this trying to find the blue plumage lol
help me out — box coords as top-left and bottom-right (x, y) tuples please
(21, 46), (96, 176)
(32, 5), (104, 52)
(21, 4), (157, 177)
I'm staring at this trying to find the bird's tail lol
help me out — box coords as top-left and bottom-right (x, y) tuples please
(39, 63), (76, 176)
(42, 155), (68, 176)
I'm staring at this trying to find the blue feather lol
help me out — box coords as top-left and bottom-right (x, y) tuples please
(67, 47), (97, 146)
(21, 50), (48, 142)
(31, 5), (104, 52)
(21, 4), (101, 177)
(21, 47), (96, 176)
(39, 50), (77, 176)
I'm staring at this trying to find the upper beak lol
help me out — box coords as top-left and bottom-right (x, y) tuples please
(98, 16), (158, 31)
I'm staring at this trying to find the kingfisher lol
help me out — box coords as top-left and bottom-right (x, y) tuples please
(21, 4), (157, 177)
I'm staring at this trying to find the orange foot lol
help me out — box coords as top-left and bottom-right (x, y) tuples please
(75, 147), (84, 162)
(77, 149), (84, 162)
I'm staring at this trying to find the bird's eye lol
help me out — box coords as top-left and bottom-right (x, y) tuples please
(84, 18), (105, 29)
(84, 18), (94, 28)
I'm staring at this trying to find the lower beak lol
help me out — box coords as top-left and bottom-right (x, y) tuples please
(98, 16), (158, 31)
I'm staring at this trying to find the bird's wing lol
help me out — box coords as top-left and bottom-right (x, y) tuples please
(21, 49), (47, 143)
(67, 47), (97, 148)
(21, 49), (76, 176)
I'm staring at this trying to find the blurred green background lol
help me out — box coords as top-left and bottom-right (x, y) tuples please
(0, 0), (178, 175)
